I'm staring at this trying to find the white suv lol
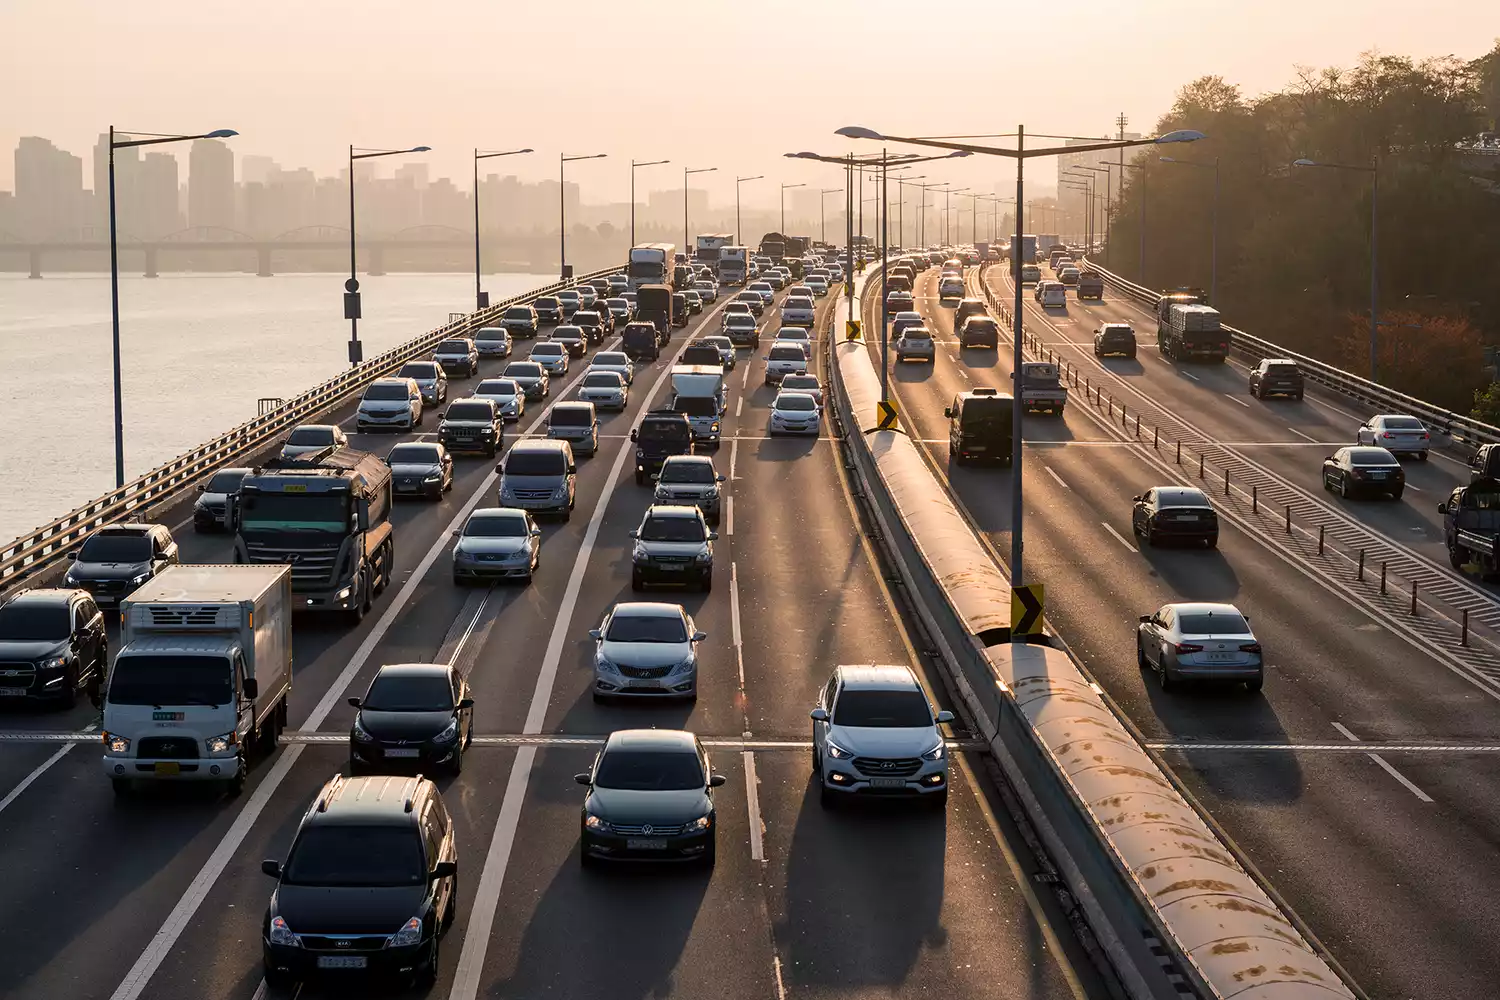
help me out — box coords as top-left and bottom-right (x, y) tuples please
(810, 664), (954, 808)
(763, 342), (809, 385)
(357, 377), (423, 431)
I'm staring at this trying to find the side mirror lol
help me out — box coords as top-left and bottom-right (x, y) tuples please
(429, 861), (458, 880)
(1437, 502), (1448, 514)
(568, 464), (576, 474)
(1131, 495), (1143, 503)
(810, 707), (829, 722)
(935, 710), (955, 724)
(573, 772), (592, 785)
(196, 483), (207, 493)
(707, 531), (719, 541)
(495, 463), (504, 475)
(1139, 615), (1153, 624)
(588, 628), (602, 640)
(458, 697), (475, 709)
(347, 696), (362, 708)
(439, 410), (447, 420)
(630, 429), (638, 442)
(261, 860), (282, 879)
(692, 630), (707, 642)
(241, 678), (259, 700)
(628, 529), (638, 539)
(531, 527), (542, 537)
(716, 474), (726, 482)
(66, 551), (77, 560)
(708, 774), (727, 788)
(450, 529), (460, 538)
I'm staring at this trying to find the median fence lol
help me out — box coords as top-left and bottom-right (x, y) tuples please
(832, 267), (1357, 1000)
(0, 265), (623, 597)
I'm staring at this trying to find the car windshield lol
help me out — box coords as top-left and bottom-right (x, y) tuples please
(445, 403), (492, 422)
(1159, 491), (1210, 508)
(533, 345), (564, 356)
(782, 377), (818, 391)
(506, 364), (543, 378)
(283, 826), (426, 887)
(596, 353), (628, 366)
(0, 602), (71, 641)
(584, 373), (622, 388)
(476, 329), (506, 341)
(1350, 449), (1396, 466)
(605, 613), (688, 643)
(606, 298), (628, 310)
(505, 307), (533, 320)
(399, 364), (438, 379)
(726, 317), (754, 329)
(554, 327), (583, 340)
(206, 470), (247, 493)
(1265, 364), (1299, 376)
(966, 319), (997, 332)
(904, 329), (932, 340)
(78, 534), (151, 562)
(1383, 417), (1424, 431)
(552, 409), (592, 427)
(1177, 612), (1251, 635)
(593, 750), (704, 791)
(659, 462), (714, 484)
(287, 428), (333, 446)
(240, 493), (348, 533)
(389, 444), (441, 465)
(574, 313), (600, 324)
(108, 654), (232, 707)
(363, 672), (453, 711)
(535, 297), (559, 308)
(675, 397), (717, 417)
(640, 516), (705, 542)
(365, 383), (409, 401)
(558, 291), (580, 302)
(833, 689), (932, 727)
(465, 514), (528, 537)
(777, 395), (817, 412)
(478, 380), (519, 396)
(505, 451), (564, 476)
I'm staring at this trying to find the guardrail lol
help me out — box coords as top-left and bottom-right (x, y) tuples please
(1079, 258), (1500, 449)
(832, 266), (1359, 999)
(0, 265), (623, 596)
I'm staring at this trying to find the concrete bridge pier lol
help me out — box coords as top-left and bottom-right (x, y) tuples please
(367, 244), (386, 277)
(143, 247), (159, 278)
(256, 245), (273, 277)
(29, 249), (41, 279)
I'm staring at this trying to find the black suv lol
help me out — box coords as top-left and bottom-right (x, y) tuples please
(572, 309), (611, 345)
(1248, 359), (1305, 400)
(500, 304), (539, 340)
(63, 523), (179, 606)
(0, 588), (107, 707)
(261, 774), (457, 989)
(438, 397), (503, 457)
(348, 663), (474, 775)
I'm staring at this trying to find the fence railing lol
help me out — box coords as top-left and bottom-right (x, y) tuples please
(1079, 258), (1500, 449)
(0, 264), (623, 595)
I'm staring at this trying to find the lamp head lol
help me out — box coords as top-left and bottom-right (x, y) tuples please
(1155, 129), (1205, 144)
(835, 126), (885, 141)
(412, 146), (432, 152)
(1292, 158), (1317, 167)
(519, 148), (535, 154)
(205, 129), (238, 139)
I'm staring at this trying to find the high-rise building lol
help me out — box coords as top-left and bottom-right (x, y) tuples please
(94, 132), (142, 238)
(15, 136), (84, 240)
(139, 152), (182, 238)
(395, 162), (429, 191)
(242, 154), (279, 186)
(189, 138), (235, 232)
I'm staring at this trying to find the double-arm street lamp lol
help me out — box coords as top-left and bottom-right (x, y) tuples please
(819, 188), (843, 246)
(735, 175), (762, 245)
(1158, 155), (1220, 306)
(106, 126), (238, 487)
(1293, 156), (1379, 380)
(473, 147), (533, 310)
(347, 144), (430, 371)
(836, 123), (1204, 604)
(779, 182), (805, 235)
(684, 166), (717, 258)
(631, 158), (670, 248)
(559, 152), (606, 280)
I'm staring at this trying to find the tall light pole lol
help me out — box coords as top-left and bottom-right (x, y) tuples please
(473, 146), (533, 310)
(735, 174), (762, 245)
(683, 166), (717, 258)
(914, 182), (943, 246)
(932, 186), (968, 244)
(1294, 155), (1379, 379)
(893, 174), (925, 249)
(837, 123), (1205, 607)
(348, 143), (430, 374)
(559, 151), (606, 280)
(819, 188), (843, 246)
(780, 182), (805, 235)
(107, 126), (238, 487)
(1159, 155), (1220, 305)
(630, 158), (670, 249)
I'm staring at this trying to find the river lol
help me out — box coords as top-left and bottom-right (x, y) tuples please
(0, 270), (555, 542)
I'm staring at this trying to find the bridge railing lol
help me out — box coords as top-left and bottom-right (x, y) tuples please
(1080, 258), (1500, 449)
(0, 264), (623, 596)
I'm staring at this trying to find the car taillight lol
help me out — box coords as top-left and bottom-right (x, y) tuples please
(1175, 642), (1204, 654)
(1383, 432), (1395, 439)
(1421, 432), (1430, 439)
(1239, 642), (1262, 653)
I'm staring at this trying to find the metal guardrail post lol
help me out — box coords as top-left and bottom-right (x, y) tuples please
(1251, 485), (1258, 512)
(1319, 525), (1326, 553)
(1285, 503), (1292, 533)
(1410, 581), (1418, 615)
(1358, 549), (1366, 581)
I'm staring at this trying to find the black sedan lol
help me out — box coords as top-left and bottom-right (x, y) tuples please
(1131, 486), (1219, 548)
(1323, 446), (1405, 500)
(575, 729), (725, 868)
(386, 442), (454, 500)
(348, 663), (474, 775)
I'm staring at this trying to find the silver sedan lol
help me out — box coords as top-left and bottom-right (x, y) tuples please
(1135, 602), (1263, 693)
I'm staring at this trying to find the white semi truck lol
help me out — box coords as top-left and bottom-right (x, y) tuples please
(100, 564), (292, 797)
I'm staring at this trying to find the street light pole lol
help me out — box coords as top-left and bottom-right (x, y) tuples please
(735, 174), (762, 246)
(630, 158), (670, 249)
(474, 146), (533, 311)
(559, 152), (607, 281)
(1159, 155), (1219, 305)
(684, 166), (717, 260)
(1293, 155), (1379, 379)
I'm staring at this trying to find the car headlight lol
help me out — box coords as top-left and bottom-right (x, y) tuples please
(920, 742), (946, 761)
(636, 448), (646, 460)
(594, 652), (618, 673)
(64, 571), (79, 586)
(825, 740), (853, 760)
(584, 814), (613, 833)
(38, 656), (67, 671)
(128, 572), (151, 586)
(386, 915), (424, 949)
(352, 716), (374, 742)
(694, 547), (712, 564)
(633, 544), (648, 562)
(424, 473), (441, 483)
(205, 730), (238, 755)
(104, 732), (130, 754)
(335, 586), (352, 601)
(670, 656), (696, 675)
(686, 814), (712, 831)
(268, 916), (299, 948)
(432, 719), (459, 744)
(710, 422), (720, 433)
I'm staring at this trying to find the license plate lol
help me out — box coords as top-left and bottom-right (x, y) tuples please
(153, 711), (185, 721)
(0, 687), (26, 697)
(1368, 472), (1386, 479)
(153, 761), (181, 776)
(1205, 652), (1236, 662)
(397, 484), (417, 492)
(870, 777), (906, 789)
(968, 445), (986, 452)
(1176, 514), (1200, 521)
(281, 484), (307, 493)
(385, 748), (421, 758)
(658, 564), (684, 572)
(626, 839), (668, 850)
(317, 956), (368, 970)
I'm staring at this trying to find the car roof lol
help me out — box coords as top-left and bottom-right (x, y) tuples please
(308, 774), (431, 826)
(662, 454), (714, 466)
(374, 662), (452, 680)
(1374, 413), (1421, 422)
(371, 376), (415, 386)
(1153, 486), (1212, 506)
(610, 601), (686, 619)
(469, 507), (528, 521)
(604, 728), (698, 752)
(94, 523), (155, 537)
(552, 401), (593, 412)
(1346, 446), (1397, 460)
(3, 588), (79, 608)
(836, 663), (921, 691)
(775, 391), (817, 404)
(644, 504), (703, 519)
(511, 438), (569, 453)
(1261, 358), (1298, 366)
(448, 396), (494, 407)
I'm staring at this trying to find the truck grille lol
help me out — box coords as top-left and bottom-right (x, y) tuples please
(511, 489), (555, 502)
(299, 935), (388, 952)
(139, 736), (200, 759)
(244, 545), (339, 584)
(852, 757), (922, 778)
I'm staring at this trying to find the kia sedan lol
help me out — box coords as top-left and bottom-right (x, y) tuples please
(1136, 602), (1263, 692)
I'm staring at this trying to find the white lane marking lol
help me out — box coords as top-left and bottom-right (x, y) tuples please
(1181, 370), (1200, 381)
(735, 396), (743, 418)
(1287, 427), (1319, 443)
(724, 495), (734, 536)
(1332, 722), (1434, 803)
(1223, 393), (1251, 408)
(731, 561), (745, 690)
(1102, 522), (1136, 551)
(1043, 466), (1069, 489)
(741, 358), (751, 389)
(743, 750), (765, 862)
(0, 741), (75, 817)
(729, 437), (739, 480)
(773, 954), (788, 1000)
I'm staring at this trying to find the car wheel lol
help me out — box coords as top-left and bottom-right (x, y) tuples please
(1339, 477), (1350, 499)
(1204, 534), (1218, 550)
(631, 568), (644, 592)
(700, 571), (713, 593)
(635, 470), (645, 486)
(1294, 391), (1304, 400)
(262, 966), (297, 992)
(701, 835), (717, 869)
(1244, 676), (1264, 694)
(1158, 659), (1175, 692)
(449, 745), (464, 776)
(580, 847), (601, 870)
(819, 782), (837, 810)
(111, 777), (131, 798)
(225, 762), (247, 798)
(58, 666), (78, 709)
(1391, 489), (1405, 501)
(412, 933), (439, 989)
(1322, 473), (1333, 492)
(1136, 638), (1149, 670)
(928, 788), (949, 810)
(1416, 451), (1429, 462)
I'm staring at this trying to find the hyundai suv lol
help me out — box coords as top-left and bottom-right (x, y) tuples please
(653, 455), (725, 525)
(629, 505), (716, 591)
(433, 338), (479, 378)
(260, 774), (458, 990)
(0, 587), (107, 707)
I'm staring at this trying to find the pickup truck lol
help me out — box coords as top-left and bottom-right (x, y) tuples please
(1441, 480), (1500, 576)
(1012, 361), (1067, 415)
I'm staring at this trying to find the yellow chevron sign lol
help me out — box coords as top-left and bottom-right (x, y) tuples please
(876, 399), (900, 430)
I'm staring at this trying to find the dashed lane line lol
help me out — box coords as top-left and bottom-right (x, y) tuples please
(1331, 722), (1434, 803)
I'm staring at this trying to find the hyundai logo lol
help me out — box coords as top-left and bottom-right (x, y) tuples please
(641, 824), (654, 836)
(880, 762), (896, 771)
(284, 554), (300, 565)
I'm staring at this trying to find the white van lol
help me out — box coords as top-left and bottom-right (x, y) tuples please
(1040, 282), (1067, 308)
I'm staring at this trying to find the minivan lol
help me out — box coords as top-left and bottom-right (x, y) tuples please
(497, 439), (576, 519)
(623, 322), (661, 363)
(944, 387), (1014, 465)
(547, 401), (600, 456)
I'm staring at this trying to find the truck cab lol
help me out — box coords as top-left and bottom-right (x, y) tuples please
(670, 365), (727, 450)
(1441, 480), (1500, 576)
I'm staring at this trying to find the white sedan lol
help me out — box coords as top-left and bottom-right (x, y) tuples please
(577, 370), (629, 411)
(774, 326), (813, 359)
(769, 391), (821, 436)
(589, 351), (635, 385)
(280, 424), (347, 460)
(473, 377), (526, 421)
(1355, 414), (1430, 460)
(693, 280), (719, 303)
(780, 373), (823, 407)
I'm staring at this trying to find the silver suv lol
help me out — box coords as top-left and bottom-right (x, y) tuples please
(810, 664), (954, 808)
(653, 455), (725, 525)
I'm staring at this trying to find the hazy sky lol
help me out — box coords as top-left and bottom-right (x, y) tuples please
(4, 0), (1495, 205)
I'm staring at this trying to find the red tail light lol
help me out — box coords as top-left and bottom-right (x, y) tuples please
(1383, 432), (1395, 439)
(1175, 642), (1204, 654)
(1239, 642), (1262, 653)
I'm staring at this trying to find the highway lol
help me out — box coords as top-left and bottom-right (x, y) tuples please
(858, 258), (1500, 1000)
(0, 276), (1104, 1000)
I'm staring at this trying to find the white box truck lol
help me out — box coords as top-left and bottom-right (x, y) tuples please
(101, 564), (292, 797)
(670, 365), (727, 449)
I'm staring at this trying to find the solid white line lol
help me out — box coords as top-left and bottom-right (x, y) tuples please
(1223, 393), (1251, 408)
(743, 750), (764, 862)
(0, 742), (74, 818)
(1287, 427), (1320, 443)
(1332, 722), (1434, 803)
(731, 561), (745, 690)
(1043, 466), (1069, 489)
(724, 495), (734, 536)
(1102, 522), (1136, 551)
(741, 359), (751, 389)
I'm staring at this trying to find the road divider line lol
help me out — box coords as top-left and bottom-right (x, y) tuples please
(0, 742), (74, 818)
(1102, 522), (1136, 552)
(743, 750), (764, 862)
(1043, 466), (1070, 489)
(1288, 427), (1320, 443)
(731, 561), (745, 692)
(1224, 393), (1252, 408)
(724, 495), (734, 536)
(1332, 722), (1434, 803)
(735, 396), (743, 418)
(730, 437), (739, 480)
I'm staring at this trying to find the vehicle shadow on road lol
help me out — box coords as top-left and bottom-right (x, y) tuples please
(1135, 543), (1241, 602)
(1096, 357), (1145, 377)
(776, 777), (948, 989)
